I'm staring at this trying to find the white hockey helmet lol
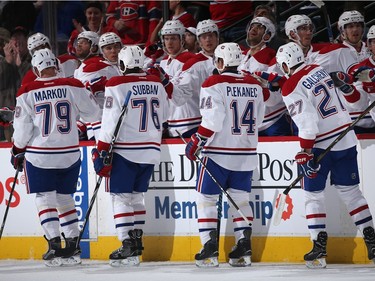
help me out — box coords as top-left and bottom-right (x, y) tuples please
(196, 19), (219, 37)
(285, 14), (313, 39)
(27, 32), (51, 55)
(161, 20), (186, 39)
(31, 48), (57, 75)
(276, 42), (305, 76)
(214, 43), (242, 72)
(98, 32), (122, 50)
(367, 25), (375, 45)
(246, 16), (276, 42)
(118, 45), (144, 74)
(77, 31), (99, 46)
(338, 10), (364, 32)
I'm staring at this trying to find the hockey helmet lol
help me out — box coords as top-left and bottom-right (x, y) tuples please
(98, 32), (123, 50)
(27, 32), (51, 55)
(246, 16), (276, 43)
(77, 31), (100, 47)
(31, 48), (57, 75)
(118, 45), (144, 74)
(367, 25), (375, 45)
(276, 42), (305, 76)
(160, 20), (185, 39)
(338, 10), (364, 32)
(285, 14), (314, 39)
(196, 19), (219, 37)
(214, 43), (242, 72)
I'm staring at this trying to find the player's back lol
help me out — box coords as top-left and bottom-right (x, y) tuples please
(101, 73), (169, 164)
(14, 76), (100, 168)
(200, 72), (265, 171)
(282, 64), (357, 150)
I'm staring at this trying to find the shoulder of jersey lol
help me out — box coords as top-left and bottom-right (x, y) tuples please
(106, 74), (161, 87)
(318, 43), (348, 54)
(57, 54), (79, 64)
(202, 73), (260, 88)
(175, 51), (196, 63)
(82, 60), (109, 73)
(17, 77), (84, 97)
(182, 53), (210, 71)
(253, 47), (276, 64)
(282, 64), (320, 96)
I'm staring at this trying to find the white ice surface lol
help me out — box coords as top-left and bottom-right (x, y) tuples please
(0, 260), (374, 281)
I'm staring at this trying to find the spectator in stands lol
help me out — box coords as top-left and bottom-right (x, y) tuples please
(0, 26), (31, 141)
(106, 1), (162, 47)
(34, 1), (86, 42)
(67, 1), (118, 56)
(209, 0), (253, 42)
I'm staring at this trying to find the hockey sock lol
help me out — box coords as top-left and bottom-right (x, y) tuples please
(56, 193), (79, 238)
(304, 190), (327, 241)
(111, 193), (134, 241)
(132, 192), (146, 230)
(35, 191), (60, 239)
(196, 192), (219, 245)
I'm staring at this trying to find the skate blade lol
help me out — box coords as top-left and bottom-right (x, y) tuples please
(195, 257), (219, 268)
(229, 255), (251, 267)
(44, 258), (63, 267)
(109, 256), (140, 267)
(61, 255), (82, 266)
(305, 258), (327, 269)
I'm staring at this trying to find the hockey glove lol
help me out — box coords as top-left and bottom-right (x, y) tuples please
(85, 76), (107, 96)
(353, 66), (375, 83)
(147, 65), (173, 98)
(91, 148), (112, 177)
(330, 72), (355, 94)
(10, 146), (26, 172)
(144, 42), (164, 59)
(253, 71), (286, 91)
(185, 133), (208, 161)
(295, 151), (320, 179)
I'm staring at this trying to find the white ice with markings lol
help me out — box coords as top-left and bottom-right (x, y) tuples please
(0, 260), (374, 281)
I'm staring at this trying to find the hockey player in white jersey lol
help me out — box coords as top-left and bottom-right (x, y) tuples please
(22, 32), (80, 84)
(11, 48), (101, 267)
(185, 43), (270, 267)
(91, 46), (169, 267)
(277, 42), (375, 268)
(78, 32), (123, 140)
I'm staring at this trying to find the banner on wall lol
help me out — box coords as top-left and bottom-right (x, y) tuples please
(1, 139), (375, 238)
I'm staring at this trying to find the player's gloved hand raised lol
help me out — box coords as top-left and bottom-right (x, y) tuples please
(10, 146), (26, 172)
(85, 76), (107, 96)
(330, 72), (354, 94)
(91, 148), (112, 177)
(295, 151), (320, 179)
(144, 42), (164, 59)
(147, 65), (173, 98)
(353, 66), (375, 83)
(185, 133), (208, 161)
(253, 71), (286, 91)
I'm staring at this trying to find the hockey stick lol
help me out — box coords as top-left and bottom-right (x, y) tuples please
(0, 169), (20, 239)
(76, 90), (132, 248)
(274, 99), (375, 226)
(310, 0), (334, 43)
(176, 131), (252, 226)
(216, 192), (223, 248)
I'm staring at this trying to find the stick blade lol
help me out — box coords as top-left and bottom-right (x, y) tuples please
(273, 193), (287, 226)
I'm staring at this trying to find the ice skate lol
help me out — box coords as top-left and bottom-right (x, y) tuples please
(363, 226), (375, 264)
(229, 229), (252, 267)
(304, 231), (328, 269)
(61, 235), (82, 266)
(195, 230), (219, 268)
(43, 236), (64, 267)
(129, 229), (144, 256)
(109, 236), (140, 267)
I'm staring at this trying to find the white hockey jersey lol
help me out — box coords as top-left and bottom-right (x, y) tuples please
(281, 64), (357, 150)
(238, 46), (276, 74)
(159, 51), (196, 136)
(98, 73), (169, 165)
(13, 76), (101, 168)
(314, 41), (370, 74)
(200, 72), (266, 171)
